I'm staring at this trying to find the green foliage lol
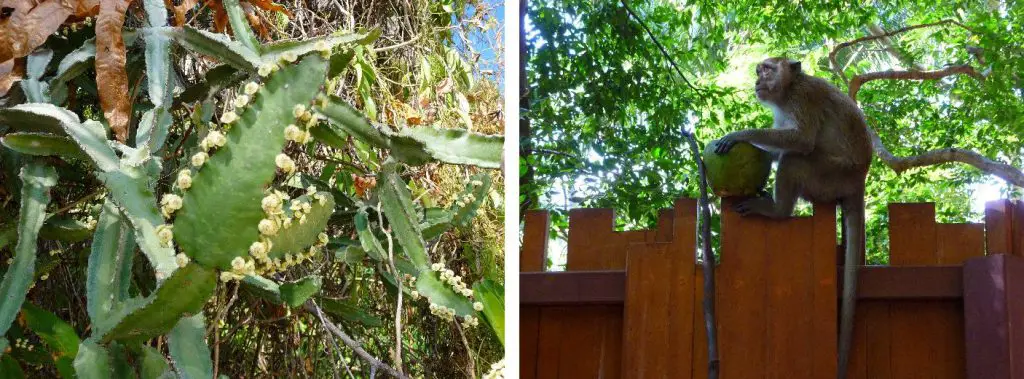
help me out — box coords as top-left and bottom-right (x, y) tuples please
(525, 0), (1024, 261)
(279, 275), (322, 308)
(473, 279), (505, 346)
(19, 303), (80, 378)
(99, 264), (216, 343)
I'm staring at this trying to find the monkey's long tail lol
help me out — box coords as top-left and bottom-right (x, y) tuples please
(837, 195), (865, 379)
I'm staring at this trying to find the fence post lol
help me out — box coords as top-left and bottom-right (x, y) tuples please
(963, 254), (1024, 379)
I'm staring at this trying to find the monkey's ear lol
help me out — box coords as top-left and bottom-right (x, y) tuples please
(789, 60), (802, 73)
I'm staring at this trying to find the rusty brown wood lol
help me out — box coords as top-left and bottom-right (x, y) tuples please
(521, 271), (626, 305)
(963, 254), (1024, 379)
(521, 210), (550, 272)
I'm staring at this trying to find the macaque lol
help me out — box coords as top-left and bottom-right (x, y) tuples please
(715, 57), (871, 379)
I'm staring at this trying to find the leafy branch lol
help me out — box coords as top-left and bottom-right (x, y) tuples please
(830, 21), (1024, 188)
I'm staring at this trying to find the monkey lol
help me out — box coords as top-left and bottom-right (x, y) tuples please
(714, 57), (871, 379)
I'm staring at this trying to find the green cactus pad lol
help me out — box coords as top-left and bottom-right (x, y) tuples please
(173, 54), (328, 270)
(20, 302), (81, 378)
(266, 193), (335, 261)
(99, 263), (216, 343)
(279, 275), (322, 308)
(702, 139), (772, 197)
(415, 272), (475, 317)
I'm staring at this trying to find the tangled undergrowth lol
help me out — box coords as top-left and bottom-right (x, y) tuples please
(0, 0), (504, 378)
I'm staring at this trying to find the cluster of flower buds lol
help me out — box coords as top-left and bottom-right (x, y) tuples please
(160, 194), (183, 219)
(11, 338), (33, 352)
(220, 255), (257, 282)
(431, 262), (476, 300)
(155, 224), (174, 248)
(483, 359), (505, 379)
(428, 302), (457, 321)
(199, 130), (228, 152)
(455, 178), (484, 208)
(175, 253), (191, 268)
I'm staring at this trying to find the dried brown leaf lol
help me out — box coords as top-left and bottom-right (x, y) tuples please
(166, 0), (199, 26)
(95, 0), (131, 142)
(0, 58), (25, 97)
(0, 0), (99, 62)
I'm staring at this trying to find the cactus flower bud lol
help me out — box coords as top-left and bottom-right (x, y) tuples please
(275, 154), (295, 174)
(155, 224), (174, 246)
(258, 219), (279, 236)
(191, 152), (208, 167)
(176, 253), (190, 267)
(233, 94), (250, 108)
(176, 170), (192, 189)
(245, 81), (260, 95)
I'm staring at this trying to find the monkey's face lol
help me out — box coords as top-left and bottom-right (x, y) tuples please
(754, 58), (796, 103)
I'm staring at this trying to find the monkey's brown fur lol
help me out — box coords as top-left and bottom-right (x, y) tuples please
(716, 57), (871, 379)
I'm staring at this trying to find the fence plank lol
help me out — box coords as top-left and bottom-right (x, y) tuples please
(521, 306), (540, 379)
(766, 217), (814, 378)
(522, 210), (550, 272)
(811, 204), (838, 378)
(692, 270), (708, 379)
(937, 223), (985, 265)
(718, 199), (769, 379)
(568, 208), (629, 270)
(985, 200), (1016, 257)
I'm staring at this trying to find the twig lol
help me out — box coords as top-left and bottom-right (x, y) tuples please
(376, 34), (422, 53)
(829, 19), (973, 84)
(305, 301), (411, 379)
(619, 0), (700, 93)
(210, 282), (240, 378)
(49, 189), (103, 217)
(682, 128), (719, 379)
(312, 299), (356, 379)
(454, 321), (477, 379)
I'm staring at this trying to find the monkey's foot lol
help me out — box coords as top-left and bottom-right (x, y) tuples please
(735, 197), (778, 218)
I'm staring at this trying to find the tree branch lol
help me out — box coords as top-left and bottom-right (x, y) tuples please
(848, 64), (982, 100)
(867, 127), (1024, 187)
(305, 301), (411, 379)
(829, 19), (972, 85)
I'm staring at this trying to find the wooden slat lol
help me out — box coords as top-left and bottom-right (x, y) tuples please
(811, 204), (838, 378)
(521, 210), (550, 272)
(623, 199), (697, 377)
(1015, 201), (1024, 257)
(864, 302), (893, 379)
(535, 307), (567, 376)
(718, 198), (769, 379)
(985, 200), (1015, 256)
(937, 223), (985, 265)
(520, 271), (625, 305)
(520, 306), (540, 379)
(766, 216), (814, 378)
(888, 203), (949, 379)
(964, 254), (1024, 379)
(567, 208), (620, 270)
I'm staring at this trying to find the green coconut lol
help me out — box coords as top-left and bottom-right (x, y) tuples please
(702, 139), (772, 197)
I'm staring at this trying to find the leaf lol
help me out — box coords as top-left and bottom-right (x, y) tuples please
(473, 279), (504, 346)
(222, 0), (261, 53)
(86, 200), (135, 324)
(0, 353), (24, 378)
(279, 275), (322, 308)
(318, 298), (383, 327)
(0, 0), (98, 62)
(73, 340), (111, 379)
(0, 59), (25, 98)
(99, 263), (217, 343)
(49, 39), (96, 104)
(260, 30), (376, 64)
(173, 54), (328, 270)
(39, 216), (93, 242)
(415, 272), (475, 317)
(1, 133), (88, 161)
(167, 315), (213, 379)
(315, 97), (503, 168)
(161, 26), (261, 71)
(354, 210), (385, 261)
(0, 104), (118, 171)
(96, 0), (132, 142)
(138, 345), (172, 379)
(240, 274), (281, 304)
(20, 302), (81, 378)
(378, 161), (429, 269)
(0, 162), (57, 338)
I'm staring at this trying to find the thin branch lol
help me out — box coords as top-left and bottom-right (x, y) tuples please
(867, 127), (1024, 187)
(682, 129), (719, 379)
(376, 34), (422, 53)
(305, 301), (411, 379)
(619, 0), (700, 93)
(848, 65), (982, 100)
(454, 321), (477, 379)
(829, 19), (973, 84)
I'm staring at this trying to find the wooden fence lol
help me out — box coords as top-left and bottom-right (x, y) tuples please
(520, 199), (1024, 378)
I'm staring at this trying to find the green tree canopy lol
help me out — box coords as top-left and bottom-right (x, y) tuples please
(522, 0), (1024, 264)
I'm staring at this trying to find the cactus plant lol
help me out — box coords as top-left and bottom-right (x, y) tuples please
(0, 0), (505, 375)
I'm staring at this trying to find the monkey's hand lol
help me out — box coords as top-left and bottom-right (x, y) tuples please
(714, 132), (746, 154)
